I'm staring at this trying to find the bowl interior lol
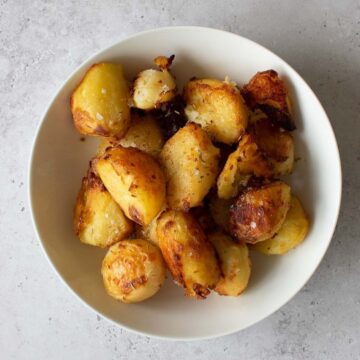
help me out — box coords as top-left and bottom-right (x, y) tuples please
(30, 27), (341, 340)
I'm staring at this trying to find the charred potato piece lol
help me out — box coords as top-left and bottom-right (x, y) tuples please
(253, 196), (309, 254)
(250, 117), (294, 175)
(209, 195), (233, 232)
(74, 169), (134, 247)
(229, 181), (291, 244)
(209, 232), (251, 296)
(98, 113), (164, 157)
(133, 55), (177, 110)
(184, 78), (248, 144)
(157, 210), (220, 299)
(160, 123), (220, 210)
(95, 146), (166, 226)
(217, 134), (273, 199)
(242, 70), (295, 131)
(101, 239), (166, 303)
(71, 63), (131, 138)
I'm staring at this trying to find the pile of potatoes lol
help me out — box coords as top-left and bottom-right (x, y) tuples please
(71, 55), (309, 303)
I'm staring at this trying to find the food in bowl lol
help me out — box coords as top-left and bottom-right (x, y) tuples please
(70, 55), (310, 303)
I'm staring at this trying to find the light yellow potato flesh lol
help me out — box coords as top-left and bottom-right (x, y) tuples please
(253, 196), (309, 254)
(71, 63), (130, 138)
(209, 232), (251, 296)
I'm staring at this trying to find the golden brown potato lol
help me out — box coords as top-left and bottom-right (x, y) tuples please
(209, 232), (251, 296)
(229, 181), (291, 244)
(209, 195), (233, 232)
(71, 63), (131, 138)
(132, 55), (177, 110)
(95, 146), (166, 226)
(250, 117), (294, 175)
(101, 239), (166, 303)
(74, 169), (133, 247)
(242, 70), (295, 131)
(160, 123), (220, 210)
(98, 112), (164, 157)
(157, 210), (220, 299)
(184, 78), (248, 144)
(253, 196), (309, 254)
(217, 134), (273, 199)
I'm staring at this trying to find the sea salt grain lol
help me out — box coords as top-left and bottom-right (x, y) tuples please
(250, 221), (257, 229)
(96, 112), (103, 121)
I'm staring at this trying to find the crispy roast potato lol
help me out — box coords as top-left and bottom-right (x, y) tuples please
(71, 63), (131, 138)
(74, 168), (133, 247)
(160, 123), (220, 210)
(229, 180), (291, 244)
(157, 210), (220, 299)
(253, 196), (309, 254)
(209, 232), (251, 296)
(95, 146), (166, 226)
(101, 239), (166, 303)
(217, 134), (273, 199)
(250, 117), (294, 175)
(184, 78), (248, 144)
(209, 195), (233, 232)
(98, 112), (164, 157)
(242, 70), (295, 131)
(132, 55), (177, 110)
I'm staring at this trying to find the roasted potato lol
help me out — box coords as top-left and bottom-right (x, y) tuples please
(217, 134), (273, 199)
(253, 196), (309, 254)
(101, 239), (166, 303)
(209, 232), (251, 296)
(229, 180), (291, 244)
(242, 70), (295, 131)
(71, 63), (131, 138)
(184, 78), (248, 144)
(74, 168), (133, 247)
(132, 55), (177, 110)
(250, 117), (294, 175)
(134, 208), (165, 246)
(98, 112), (164, 157)
(160, 123), (220, 210)
(209, 195), (233, 232)
(157, 210), (220, 299)
(95, 146), (166, 226)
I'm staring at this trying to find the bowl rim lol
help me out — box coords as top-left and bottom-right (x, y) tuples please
(28, 25), (342, 341)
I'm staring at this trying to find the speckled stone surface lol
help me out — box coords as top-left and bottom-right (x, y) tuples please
(1, 1), (359, 359)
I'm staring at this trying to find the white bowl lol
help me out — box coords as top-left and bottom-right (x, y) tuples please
(29, 26), (341, 340)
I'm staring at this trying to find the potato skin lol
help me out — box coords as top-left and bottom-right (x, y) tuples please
(98, 112), (164, 157)
(95, 146), (166, 226)
(157, 210), (220, 299)
(74, 169), (133, 247)
(209, 232), (251, 296)
(184, 78), (248, 144)
(133, 56), (176, 110)
(242, 70), (295, 131)
(71, 63), (131, 138)
(101, 239), (166, 303)
(253, 196), (309, 254)
(160, 123), (220, 211)
(229, 181), (291, 244)
(249, 117), (294, 175)
(217, 134), (273, 199)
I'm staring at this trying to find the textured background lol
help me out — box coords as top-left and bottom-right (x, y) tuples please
(1, 1), (359, 359)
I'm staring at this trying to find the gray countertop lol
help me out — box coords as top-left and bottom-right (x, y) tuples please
(1, 1), (359, 359)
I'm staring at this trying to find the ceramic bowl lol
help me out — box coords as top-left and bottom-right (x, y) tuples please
(29, 27), (341, 340)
